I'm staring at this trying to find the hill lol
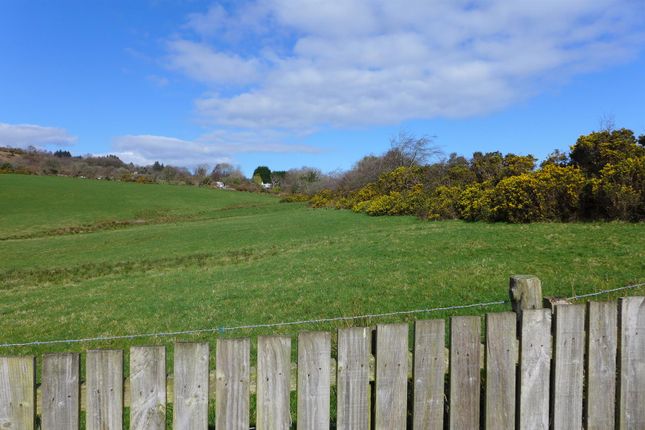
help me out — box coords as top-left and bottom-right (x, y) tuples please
(0, 173), (643, 360)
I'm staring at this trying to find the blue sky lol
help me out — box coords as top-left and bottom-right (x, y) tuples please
(1, 0), (644, 175)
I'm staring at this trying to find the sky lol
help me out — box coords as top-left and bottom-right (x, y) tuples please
(1, 0), (644, 175)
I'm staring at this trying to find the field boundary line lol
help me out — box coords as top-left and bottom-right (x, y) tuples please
(1, 282), (643, 348)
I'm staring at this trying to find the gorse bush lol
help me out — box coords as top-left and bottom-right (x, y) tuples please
(533, 164), (586, 221)
(489, 174), (542, 223)
(310, 128), (645, 223)
(593, 156), (645, 220)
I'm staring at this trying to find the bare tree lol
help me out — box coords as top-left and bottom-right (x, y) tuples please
(599, 113), (616, 132)
(388, 130), (441, 167)
(210, 163), (237, 180)
(334, 131), (441, 192)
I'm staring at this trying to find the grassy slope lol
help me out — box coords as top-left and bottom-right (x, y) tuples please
(0, 174), (273, 238)
(1, 174), (644, 360)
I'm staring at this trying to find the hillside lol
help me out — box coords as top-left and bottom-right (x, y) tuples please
(0, 174), (643, 360)
(0, 174), (275, 238)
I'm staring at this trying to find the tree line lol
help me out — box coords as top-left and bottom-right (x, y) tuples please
(306, 128), (645, 222)
(2, 127), (644, 222)
(0, 146), (332, 193)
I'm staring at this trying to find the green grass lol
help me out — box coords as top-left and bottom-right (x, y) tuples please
(0, 174), (273, 238)
(1, 173), (644, 364)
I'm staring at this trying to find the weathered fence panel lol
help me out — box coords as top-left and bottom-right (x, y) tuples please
(3, 291), (645, 430)
(586, 301), (617, 430)
(413, 319), (445, 430)
(485, 312), (516, 430)
(551, 304), (585, 430)
(375, 323), (408, 430)
(130, 346), (165, 430)
(0, 356), (35, 430)
(519, 309), (552, 430)
(449, 316), (481, 430)
(337, 327), (370, 430)
(618, 296), (645, 430)
(297, 331), (331, 430)
(86, 350), (123, 430)
(173, 342), (209, 430)
(216, 338), (250, 430)
(42, 353), (80, 430)
(257, 336), (291, 430)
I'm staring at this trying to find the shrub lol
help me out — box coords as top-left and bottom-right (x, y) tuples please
(427, 185), (461, 219)
(570, 128), (645, 177)
(0, 162), (13, 173)
(458, 183), (494, 221)
(490, 175), (542, 223)
(280, 193), (310, 203)
(593, 156), (645, 220)
(376, 166), (425, 194)
(533, 164), (585, 221)
(363, 193), (401, 215)
(309, 189), (335, 208)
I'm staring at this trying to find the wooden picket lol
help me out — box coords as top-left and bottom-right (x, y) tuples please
(42, 353), (80, 430)
(130, 346), (165, 430)
(618, 296), (645, 429)
(449, 316), (480, 430)
(374, 323), (408, 430)
(173, 342), (209, 430)
(485, 312), (516, 430)
(256, 336), (291, 430)
(297, 332), (330, 430)
(412, 319), (445, 430)
(0, 356), (35, 430)
(518, 309), (552, 430)
(337, 327), (370, 430)
(586, 301), (617, 430)
(2, 293), (645, 429)
(86, 350), (123, 430)
(216, 338), (250, 430)
(551, 304), (585, 430)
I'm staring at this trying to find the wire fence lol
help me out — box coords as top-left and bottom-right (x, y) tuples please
(1, 281), (643, 348)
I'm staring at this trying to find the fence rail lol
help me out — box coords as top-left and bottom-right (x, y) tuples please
(1, 277), (644, 429)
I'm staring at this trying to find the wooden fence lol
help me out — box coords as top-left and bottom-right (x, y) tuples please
(1, 278), (644, 429)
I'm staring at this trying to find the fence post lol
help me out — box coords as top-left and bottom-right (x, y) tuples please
(510, 275), (551, 430)
(509, 275), (543, 319)
(0, 356), (35, 430)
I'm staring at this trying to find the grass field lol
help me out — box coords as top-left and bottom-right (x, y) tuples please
(1, 173), (644, 363)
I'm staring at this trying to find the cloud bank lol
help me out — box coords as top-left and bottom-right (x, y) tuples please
(165, 0), (645, 131)
(0, 123), (77, 149)
(113, 131), (320, 167)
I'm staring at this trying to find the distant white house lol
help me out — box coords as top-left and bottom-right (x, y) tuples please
(261, 182), (272, 190)
(214, 181), (225, 189)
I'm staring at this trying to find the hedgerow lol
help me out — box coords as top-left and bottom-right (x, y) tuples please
(309, 128), (645, 223)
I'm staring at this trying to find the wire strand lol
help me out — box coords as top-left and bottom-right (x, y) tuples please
(566, 282), (645, 301)
(1, 300), (508, 348)
(1, 281), (643, 348)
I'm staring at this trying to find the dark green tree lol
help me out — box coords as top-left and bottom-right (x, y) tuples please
(252, 166), (272, 183)
(470, 151), (504, 183)
(502, 153), (536, 178)
(570, 128), (644, 177)
(54, 150), (72, 158)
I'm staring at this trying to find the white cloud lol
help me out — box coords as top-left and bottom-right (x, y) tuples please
(0, 123), (77, 148)
(164, 0), (645, 130)
(112, 131), (320, 167)
(166, 39), (261, 85)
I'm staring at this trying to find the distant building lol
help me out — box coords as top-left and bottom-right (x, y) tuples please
(261, 182), (272, 189)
